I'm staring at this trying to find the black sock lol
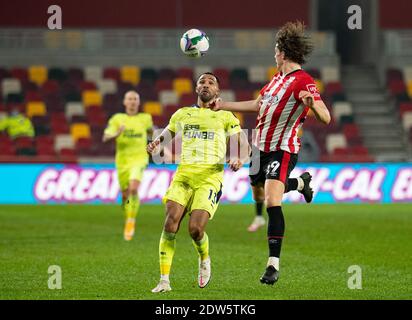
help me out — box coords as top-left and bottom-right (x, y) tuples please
(267, 206), (285, 258)
(255, 201), (263, 216)
(285, 178), (298, 193)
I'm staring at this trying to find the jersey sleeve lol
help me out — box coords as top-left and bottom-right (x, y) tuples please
(167, 109), (181, 133)
(104, 115), (119, 136)
(145, 114), (153, 130)
(225, 112), (242, 136)
(294, 76), (322, 102)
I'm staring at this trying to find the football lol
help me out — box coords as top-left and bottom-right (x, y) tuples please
(180, 29), (209, 58)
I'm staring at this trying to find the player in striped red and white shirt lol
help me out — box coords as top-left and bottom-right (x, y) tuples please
(212, 21), (331, 285)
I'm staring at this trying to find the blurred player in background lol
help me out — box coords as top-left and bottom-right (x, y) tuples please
(212, 21), (331, 284)
(103, 90), (153, 241)
(147, 72), (248, 293)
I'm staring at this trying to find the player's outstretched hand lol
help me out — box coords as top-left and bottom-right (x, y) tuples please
(209, 97), (222, 111)
(227, 158), (243, 172)
(147, 139), (161, 154)
(298, 91), (314, 108)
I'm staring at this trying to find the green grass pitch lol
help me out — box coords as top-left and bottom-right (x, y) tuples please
(0, 203), (411, 300)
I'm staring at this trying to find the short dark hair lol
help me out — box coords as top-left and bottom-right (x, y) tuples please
(197, 72), (220, 85)
(275, 21), (313, 65)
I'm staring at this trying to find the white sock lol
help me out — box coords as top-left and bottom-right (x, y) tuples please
(160, 274), (170, 282)
(267, 257), (280, 270)
(296, 177), (304, 191)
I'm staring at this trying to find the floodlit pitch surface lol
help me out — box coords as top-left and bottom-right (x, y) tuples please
(0, 204), (410, 299)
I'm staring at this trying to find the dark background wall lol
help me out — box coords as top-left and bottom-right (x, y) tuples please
(0, 0), (309, 28)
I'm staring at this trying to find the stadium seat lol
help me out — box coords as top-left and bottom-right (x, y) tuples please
(326, 133), (347, 154)
(321, 66), (340, 83)
(68, 68), (84, 83)
(152, 115), (169, 128)
(402, 112), (412, 131)
(28, 65), (48, 86)
(24, 91), (42, 102)
(48, 67), (67, 82)
(248, 66), (267, 83)
(1, 79), (21, 97)
(402, 66), (412, 82)
(82, 90), (102, 107)
(41, 80), (60, 96)
(121, 66), (140, 85)
(75, 137), (93, 156)
(253, 90), (261, 99)
(159, 90), (179, 105)
(176, 67), (194, 80)
(399, 102), (412, 117)
(103, 67), (120, 81)
(79, 81), (97, 91)
(25, 101), (46, 119)
(65, 102), (85, 120)
(233, 112), (244, 126)
(36, 135), (56, 156)
(343, 123), (360, 140)
(143, 101), (162, 116)
(0, 68), (11, 82)
(315, 79), (324, 94)
(235, 90), (254, 101)
(59, 148), (77, 158)
(406, 80), (412, 98)
(155, 79), (173, 92)
(96, 79), (117, 96)
(326, 82), (344, 96)
(219, 90), (235, 102)
(10, 67), (28, 82)
(194, 65), (212, 80)
(163, 104), (180, 117)
(158, 68), (176, 80)
(332, 101), (353, 123)
(388, 79), (407, 96)
(117, 81), (135, 96)
(305, 68), (321, 79)
(51, 117), (69, 134)
(140, 68), (158, 85)
(173, 78), (193, 96)
(386, 68), (403, 84)
(267, 67), (278, 80)
(179, 94), (195, 106)
(70, 123), (91, 142)
(84, 66), (102, 83)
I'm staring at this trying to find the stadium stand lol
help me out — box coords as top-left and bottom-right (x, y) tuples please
(0, 63), (375, 163)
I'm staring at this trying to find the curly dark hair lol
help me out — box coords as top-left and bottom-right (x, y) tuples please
(275, 21), (313, 65)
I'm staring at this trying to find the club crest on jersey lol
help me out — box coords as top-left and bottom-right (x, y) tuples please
(306, 84), (320, 98)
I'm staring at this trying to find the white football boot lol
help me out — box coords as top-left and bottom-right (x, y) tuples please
(198, 257), (211, 288)
(151, 280), (172, 293)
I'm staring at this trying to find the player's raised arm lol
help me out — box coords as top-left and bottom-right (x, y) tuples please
(212, 95), (262, 113)
(226, 130), (250, 172)
(102, 124), (125, 143)
(147, 128), (175, 154)
(299, 90), (331, 125)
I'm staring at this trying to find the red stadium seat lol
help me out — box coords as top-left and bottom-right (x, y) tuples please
(176, 67), (194, 80)
(103, 67), (120, 81)
(10, 67), (28, 82)
(25, 91), (42, 102)
(155, 79), (173, 92)
(79, 81), (97, 91)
